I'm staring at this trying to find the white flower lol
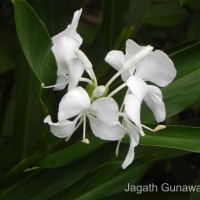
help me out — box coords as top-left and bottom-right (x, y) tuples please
(105, 39), (176, 87)
(51, 9), (85, 90)
(125, 76), (166, 135)
(44, 87), (125, 143)
(121, 118), (140, 169)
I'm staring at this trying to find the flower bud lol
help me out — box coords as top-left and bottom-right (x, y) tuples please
(93, 85), (107, 97)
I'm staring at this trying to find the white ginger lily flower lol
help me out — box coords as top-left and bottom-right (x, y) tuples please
(105, 39), (176, 87)
(121, 118), (140, 169)
(44, 87), (125, 143)
(125, 76), (166, 136)
(49, 9), (95, 91)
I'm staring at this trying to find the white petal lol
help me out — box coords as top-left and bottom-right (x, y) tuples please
(105, 50), (126, 71)
(53, 71), (69, 91)
(122, 120), (139, 169)
(122, 145), (135, 169)
(126, 76), (148, 101)
(90, 97), (119, 126)
(68, 58), (84, 91)
(124, 119), (140, 147)
(124, 94), (144, 136)
(44, 115), (77, 138)
(52, 37), (80, 72)
(135, 50), (176, 87)
(58, 87), (90, 121)
(88, 115), (125, 141)
(52, 9), (82, 46)
(144, 85), (166, 122)
(125, 39), (143, 60)
(68, 9), (82, 39)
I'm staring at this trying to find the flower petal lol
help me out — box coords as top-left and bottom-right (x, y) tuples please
(52, 9), (82, 46)
(122, 120), (140, 169)
(53, 71), (69, 91)
(44, 115), (77, 138)
(52, 37), (80, 73)
(126, 76), (148, 101)
(105, 50), (126, 71)
(58, 87), (90, 121)
(144, 85), (166, 122)
(90, 97), (119, 126)
(125, 39), (143, 60)
(88, 115), (126, 141)
(135, 50), (176, 87)
(124, 94), (144, 136)
(68, 58), (84, 91)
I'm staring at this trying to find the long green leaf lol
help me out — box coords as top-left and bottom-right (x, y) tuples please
(12, 0), (57, 116)
(38, 135), (107, 168)
(50, 159), (153, 200)
(139, 126), (200, 152)
(12, 0), (56, 85)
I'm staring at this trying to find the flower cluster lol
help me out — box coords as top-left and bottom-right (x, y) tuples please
(43, 9), (176, 169)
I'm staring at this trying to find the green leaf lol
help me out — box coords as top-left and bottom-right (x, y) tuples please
(180, 0), (190, 6)
(127, 0), (151, 29)
(144, 2), (188, 27)
(38, 135), (107, 168)
(12, 0), (57, 116)
(13, 59), (43, 162)
(50, 158), (153, 200)
(139, 126), (200, 152)
(0, 143), (117, 199)
(12, 0), (56, 85)
(101, 0), (129, 50)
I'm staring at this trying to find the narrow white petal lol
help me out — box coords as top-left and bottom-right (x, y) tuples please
(69, 9), (82, 36)
(124, 94), (144, 136)
(122, 145), (135, 169)
(105, 50), (126, 71)
(122, 121), (140, 169)
(68, 58), (84, 91)
(52, 9), (83, 46)
(124, 119), (140, 147)
(53, 71), (69, 91)
(144, 85), (166, 122)
(58, 87), (90, 121)
(44, 115), (77, 138)
(90, 97), (119, 126)
(126, 76), (148, 101)
(88, 115), (126, 141)
(135, 50), (176, 87)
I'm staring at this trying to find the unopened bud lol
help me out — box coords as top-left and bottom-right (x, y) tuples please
(93, 85), (107, 97)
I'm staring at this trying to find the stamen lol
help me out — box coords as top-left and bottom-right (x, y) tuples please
(106, 45), (153, 87)
(115, 139), (121, 157)
(75, 50), (92, 70)
(141, 124), (155, 132)
(41, 81), (68, 89)
(81, 138), (90, 144)
(79, 77), (94, 85)
(154, 125), (166, 132)
(81, 115), (90, 144)
(107, 83), (127, 97)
